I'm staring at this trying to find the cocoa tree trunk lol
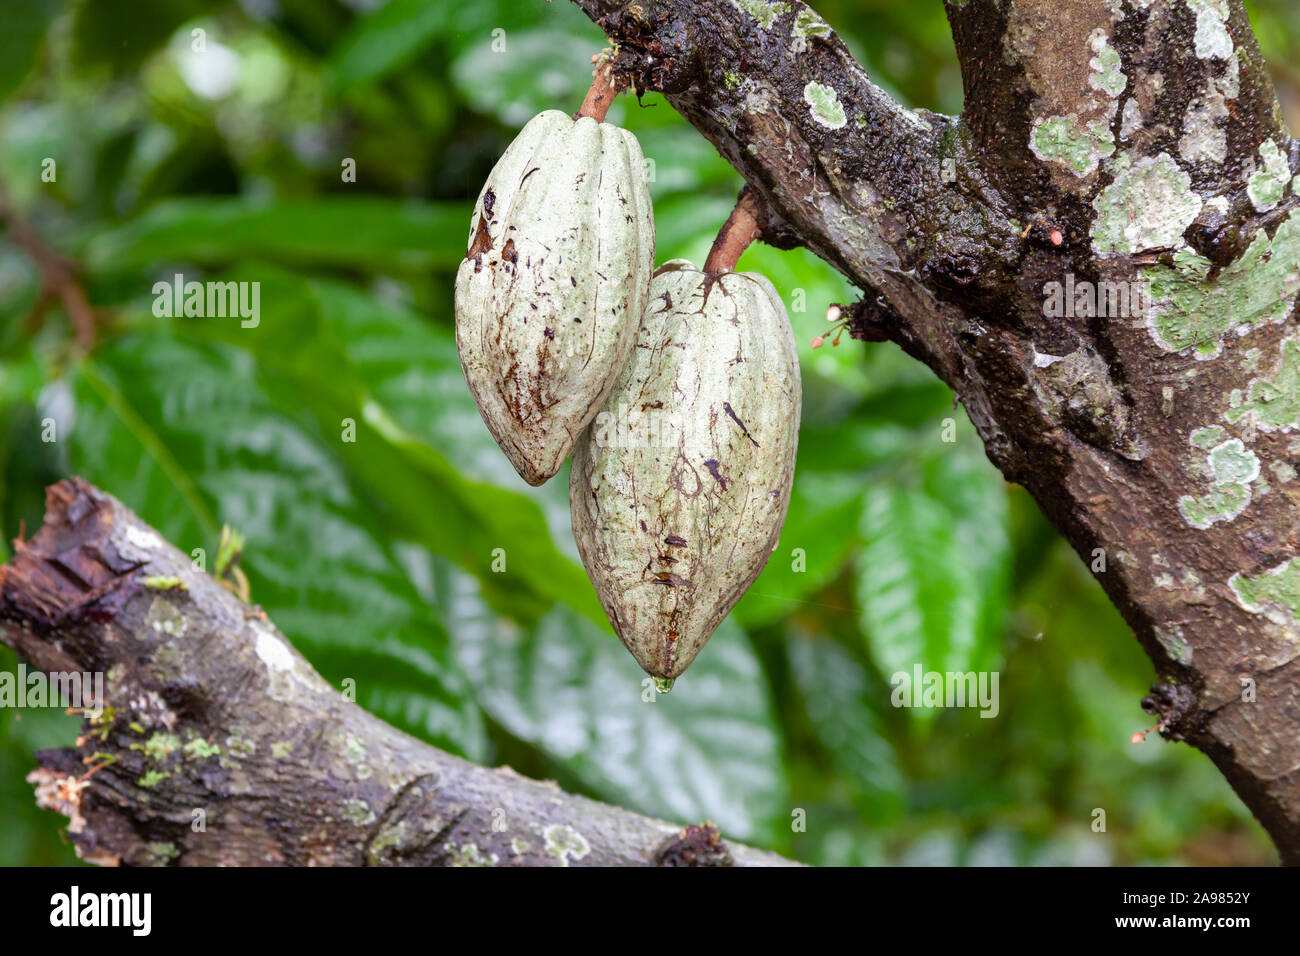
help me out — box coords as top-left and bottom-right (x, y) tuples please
(0, 479), (795, 866)
(572, 0), (1300, 862)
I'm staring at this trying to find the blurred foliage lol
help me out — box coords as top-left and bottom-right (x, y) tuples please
(0, 0), (1283, 866)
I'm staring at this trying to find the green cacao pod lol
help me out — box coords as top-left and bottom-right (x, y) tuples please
(570, 260), (801, 682)
(454, 109), (654, 486)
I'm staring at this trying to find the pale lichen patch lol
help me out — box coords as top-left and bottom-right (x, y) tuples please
(138, 770), (168, 789)
(1178, 103), (1228, 166)
(1190, 425), (1225, 448)
(1143, 210), (1300, 357)
(1247, 140), (1292, 212)
(734, 0), (788, 30)
(792, 8), (831, 40)
(1177, 49), (1239, 167)
(1231, 558), (1300, 628)
(1178, 438), (1259, 529)
(1088, 30), (1127, 98)
(142, 731), (180, 761)
(224, 735), (255, 759)
(142, 842), (179, 865)
(1030, 114), (1115, 177)
(182, 736), (220, 759)
(1119, 99), (1142, 140)
(543, 824), (591, 866)
(1091, 153), (1202, 256)
(1187, 0), (1233, 60)
(1154, 624), (1193, 663)
(254, 623), (296, 673)
(144, 596), (187, 638)
(448, 843), (498, 866)
(336, 733), (373, 779)
(1226, 338), (1300, 431)
(803, 81), (847, 129)
(342, 799), (376, 826)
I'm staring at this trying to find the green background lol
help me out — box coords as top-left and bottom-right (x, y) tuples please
(2, 0), (1294, 866)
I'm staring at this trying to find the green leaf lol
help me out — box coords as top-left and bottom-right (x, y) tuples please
(736, 469), (861, 627)
(0, 0), (60, 104)
(448, 16), (603, 127)
(85, 198), (470, 274)
(71, 0), (211, 75)
(787, 635), (904, 823)
(439, 564), (788, 842)
(174, 267), (603, 626)
(326, 0), (449, 92)
(325, 276), (579, 560)
(61, 335), (487, 759)
(0, 647), (83, 864)
(855, 430), (1010, 698)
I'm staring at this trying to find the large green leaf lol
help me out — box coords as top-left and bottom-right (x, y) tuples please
(85, 198), (469, 274)
(324, 276), (579, 561)
(735, 469), (861, 627)
(58, 334), (487, 759)
(326, 0), (450, 92)
(71, 0), (211, 75)
(437, 563), (788, 842)
(186, 268), (601, 625)
(787, 634), (904, 823)
(855, 430), (1010, 693)
(0, 0), (60, 104)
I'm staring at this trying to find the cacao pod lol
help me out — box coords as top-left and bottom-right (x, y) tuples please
(454, 109), (654, 486)
(570, 260), (801, 683)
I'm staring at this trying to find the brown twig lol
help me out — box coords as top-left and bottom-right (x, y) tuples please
(703, 189), (765, 274)
(0, 184), (97, 351)
(576, 59), (624, 123)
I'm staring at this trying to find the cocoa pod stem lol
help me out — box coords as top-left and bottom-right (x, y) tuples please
(576, 60), (623, 123)
(703, 190), (764, 274)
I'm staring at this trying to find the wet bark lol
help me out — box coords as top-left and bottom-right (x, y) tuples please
(574, 0), (1300, 862)
(0, 478), (795, 867)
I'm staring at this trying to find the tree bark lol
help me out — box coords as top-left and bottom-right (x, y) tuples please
(575, 0), (1300, 862)
(0, 478), (795, 867)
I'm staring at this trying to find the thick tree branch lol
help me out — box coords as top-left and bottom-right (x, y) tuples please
(580, 0), (1023, 304)
(0, 478), (795, 867)
(577, 0), (1300, 863)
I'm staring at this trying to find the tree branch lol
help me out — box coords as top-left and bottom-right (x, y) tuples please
(0, 184), (98, 352)
(577, 0), (1300, 863)
(582, 0), (1023, 302)
(0, 478), (796, 867)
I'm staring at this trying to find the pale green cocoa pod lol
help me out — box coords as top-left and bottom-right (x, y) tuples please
(454, 109), (654, 486)
(570, 259), (801, 683)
